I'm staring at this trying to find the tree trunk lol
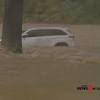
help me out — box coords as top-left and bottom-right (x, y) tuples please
(2, 0), (23, 53)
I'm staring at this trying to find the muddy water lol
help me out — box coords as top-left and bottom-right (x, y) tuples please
(0, 25), (100, 100)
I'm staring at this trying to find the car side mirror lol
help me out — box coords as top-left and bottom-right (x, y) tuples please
(23, 35), (28, 38)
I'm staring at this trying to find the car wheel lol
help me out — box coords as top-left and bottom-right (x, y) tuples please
(55, 42), (68, 47)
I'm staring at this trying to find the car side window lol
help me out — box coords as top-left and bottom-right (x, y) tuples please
(26, 29), (67, 37)
(27, 30), (37, 37)
(44, 29), (67, 36)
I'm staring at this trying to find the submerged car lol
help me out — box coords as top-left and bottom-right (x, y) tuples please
(22, 27), (75, 49)
(0, 27), (75, 49)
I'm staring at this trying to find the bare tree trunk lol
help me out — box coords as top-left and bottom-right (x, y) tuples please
(2, 0), (23, 53)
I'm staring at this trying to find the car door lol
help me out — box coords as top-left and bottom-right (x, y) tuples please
(22, 30), (42, 48)
(28, 29), (58, 46)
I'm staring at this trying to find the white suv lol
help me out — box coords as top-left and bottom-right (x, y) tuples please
(22, 27), (75, 49)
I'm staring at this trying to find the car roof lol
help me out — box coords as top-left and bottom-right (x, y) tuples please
(23, 26), (72, 34)
(28, 26), (69, 30)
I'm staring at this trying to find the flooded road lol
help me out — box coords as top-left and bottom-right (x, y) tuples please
(0, 25), (100, 100)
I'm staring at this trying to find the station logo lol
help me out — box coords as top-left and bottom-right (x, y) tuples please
(77, 84), (100, 92)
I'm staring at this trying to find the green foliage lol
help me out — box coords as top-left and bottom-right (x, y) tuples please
(0, 0), (100, 24)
